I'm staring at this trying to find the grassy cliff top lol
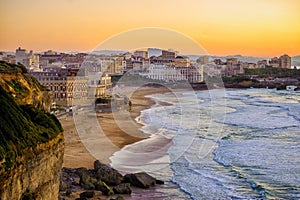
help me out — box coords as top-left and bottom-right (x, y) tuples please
(0, 61), (50, 109)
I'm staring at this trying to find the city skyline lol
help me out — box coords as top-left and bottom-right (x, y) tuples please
(1, 0), (299, 57)
(5, 46), (297, 59)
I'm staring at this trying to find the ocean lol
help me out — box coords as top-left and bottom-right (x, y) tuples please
(110, 88), (300, 199)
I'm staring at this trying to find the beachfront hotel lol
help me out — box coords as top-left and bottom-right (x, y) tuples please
(141, 64), (203, 83)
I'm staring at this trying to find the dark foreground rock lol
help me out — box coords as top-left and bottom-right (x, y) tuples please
(79, 191), (95, 199)
(113, 183), (132, 194)
(156, 179), (165, 185)
(59, 160), (164, 199)
(77, 168), (97, 190)
(123, 172), (157, 188)
(110, 195), (124, 200)
(94, 160), (123, 186)
(95, 181), (114, 195)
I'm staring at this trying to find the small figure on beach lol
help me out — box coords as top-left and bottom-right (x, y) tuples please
(128, 100), (132, 112)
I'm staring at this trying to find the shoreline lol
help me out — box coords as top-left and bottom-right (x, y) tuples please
(59, 85), (189, 199)
(107, 87), (191, 199)
(60, 86), (172, 168)
(60, 85), (260, 169)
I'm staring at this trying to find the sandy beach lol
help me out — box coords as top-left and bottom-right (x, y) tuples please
(58, 85), (194, 199)
(60, 86), (171, 169)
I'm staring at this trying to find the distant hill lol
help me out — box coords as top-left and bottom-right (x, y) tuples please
(148, 48), (162, 57)
(185, 54), (267, 63)
(187, 54), (300, 66)
(91, 50), (127, 55)
(185, 54), (207, 61)
(209, 55), (268, 63)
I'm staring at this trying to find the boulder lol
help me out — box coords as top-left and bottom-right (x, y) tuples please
(113, 183), (132, 194)
(79, 191), (95, 200)
(94, 160), (103, 171)
(93, 160), (123, 186)
(82, 182), (95, 190)
(156, 179), (165, 185)
(66, 188), (72, 196)
(123, 172), (156, 188)
(76, 168), (97, 190)
(59, 179), (68, 192)
(76, 168), (89, 183)
(110, 195), (124, 200)
(95, 181), (114, 196)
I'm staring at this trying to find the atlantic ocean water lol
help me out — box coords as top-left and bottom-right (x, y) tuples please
(111, 88), (300, 199)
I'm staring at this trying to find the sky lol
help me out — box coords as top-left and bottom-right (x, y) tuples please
(0, 0), (299, 57)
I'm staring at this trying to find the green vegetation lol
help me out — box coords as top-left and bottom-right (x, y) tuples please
(0, 85), (62, 169)
(116, 73), (162, 86)
(0, 60), (28, 73)
(0, 61), (47, 91)
(7, 80), (30, 96)
(244, 67), (300, 79)
(222, 75), (257, 83)
(110, 74), (123, 85)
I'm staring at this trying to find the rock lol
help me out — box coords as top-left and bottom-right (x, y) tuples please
(59, 180), (68, 192)
(94, 161), (123, 186)
(123, 172), (156, 188)
(94, 160), (103, 171)
(110, 195), (124, 200)
(61, 167), (80, 187)
(77, 168), (97, 189)
(113, 183), (132, 194)
(95, 181), (114, 196)
(82, 182), (95, 190)
(79, 191), (95, 200)
(76, 168), (88, 183)
(66, 188), (72, 196)
(156, 179), (165, 185)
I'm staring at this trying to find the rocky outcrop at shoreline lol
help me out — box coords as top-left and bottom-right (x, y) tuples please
(59, 160), (164, 200)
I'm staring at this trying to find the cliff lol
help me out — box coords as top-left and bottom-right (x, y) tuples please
(0, 61), (64, 200)
(0, 133), (64, 200)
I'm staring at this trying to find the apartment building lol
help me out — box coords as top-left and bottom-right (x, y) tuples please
(16, 47), (40, 71)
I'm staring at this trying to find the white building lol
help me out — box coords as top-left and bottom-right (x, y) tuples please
(141, 64), (203, 83)
(16, 47), (40, 71)
(87, 71), (112, 98)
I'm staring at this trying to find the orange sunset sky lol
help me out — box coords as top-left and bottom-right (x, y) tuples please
(0, 0), (299, 57)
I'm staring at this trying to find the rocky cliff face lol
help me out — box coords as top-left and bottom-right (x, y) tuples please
(0, 133), (64, 200)
(0, 61), (64, 200)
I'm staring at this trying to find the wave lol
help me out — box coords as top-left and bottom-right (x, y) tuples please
(171, 155), (267, 200)
(213, 149), (269, 199)
(213, 137), (300, 199)
(113, 88), (300, 199)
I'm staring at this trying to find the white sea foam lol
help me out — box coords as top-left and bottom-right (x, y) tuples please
(111, 89), (300, 199)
